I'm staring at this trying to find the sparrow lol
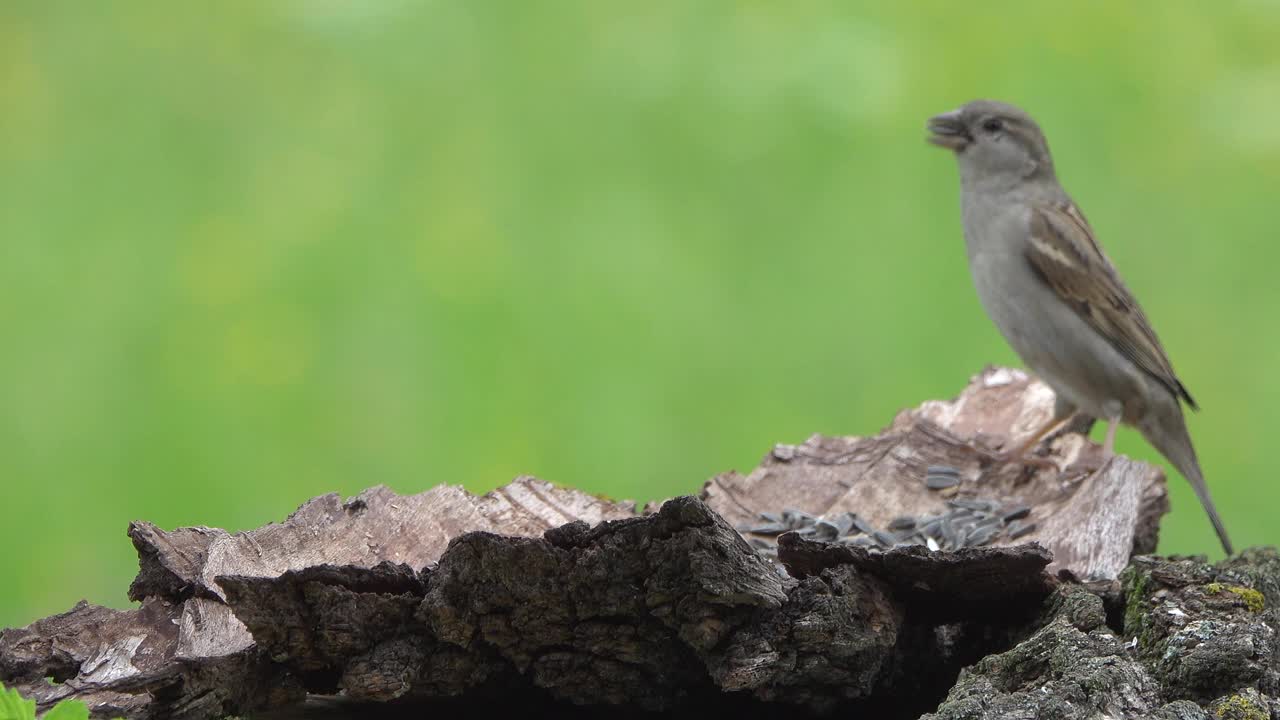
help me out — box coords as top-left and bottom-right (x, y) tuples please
(926, 99), (1232, 555)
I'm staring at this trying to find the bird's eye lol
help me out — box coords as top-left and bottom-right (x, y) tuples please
(981, 118), (1004, 134)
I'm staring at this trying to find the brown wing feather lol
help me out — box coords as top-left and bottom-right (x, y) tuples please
(1026, 201), (1197, 409)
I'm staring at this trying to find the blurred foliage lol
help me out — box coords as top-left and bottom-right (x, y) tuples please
(2, 1), (1277, 628)
(0, 682), (93, 720)
(0, 685), (35, 720)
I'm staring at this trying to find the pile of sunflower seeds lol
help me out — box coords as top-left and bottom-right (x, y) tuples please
(740, 465), (1037, 558)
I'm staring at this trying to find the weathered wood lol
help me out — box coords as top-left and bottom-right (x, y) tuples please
(777, 534), (1056, 622)
(704, 366), (1168, 581)
(128, 478), (638, 603)
(3, 477), (639, 719)
(0, 598), (294, 718)
(220, 498), (794, 710)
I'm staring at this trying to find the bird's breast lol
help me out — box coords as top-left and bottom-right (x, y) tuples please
(959, 216), (1149, 418)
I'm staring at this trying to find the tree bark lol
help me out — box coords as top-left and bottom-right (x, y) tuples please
(1, 367), (1269, 720)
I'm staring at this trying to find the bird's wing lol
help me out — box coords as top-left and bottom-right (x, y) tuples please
(1025, 200), (1197, 409)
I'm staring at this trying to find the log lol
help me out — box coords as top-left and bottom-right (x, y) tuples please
(1, 367), (1271, 720)
(3, 478), (640, 718)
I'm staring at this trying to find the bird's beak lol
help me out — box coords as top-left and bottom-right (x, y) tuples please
(927, 109), (971, 151)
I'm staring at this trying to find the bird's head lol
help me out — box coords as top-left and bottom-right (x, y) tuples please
(928, 100), (1056, 184)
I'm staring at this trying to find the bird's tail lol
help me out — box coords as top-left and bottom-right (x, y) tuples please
(1140, 407), (1234, 556)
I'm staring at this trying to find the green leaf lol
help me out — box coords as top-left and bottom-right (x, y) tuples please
(0, 684), (36, 720)
(40, 700), (89, 720)
(0, 685), (94, 720)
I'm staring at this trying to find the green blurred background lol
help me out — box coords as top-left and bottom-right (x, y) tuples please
(2, 1), (1277, 628)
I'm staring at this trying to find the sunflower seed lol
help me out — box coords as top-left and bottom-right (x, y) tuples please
(973, 516), (1003, 532)
(812, 519), (841, 541)
(872, 530), (897, 548)
(1001, 505), (1032, 522)
(927, 465), (961, 477)
(925, 474), (961, 490)
(888, 515), (917, 531)
(1007, 521), (1037, 539)
(782, 508), (817, 529)
(851, 515), (877, 536)
(940, 516), (958, 547)
(966, 525), (998, 547)
(829, 513), (855, 537)
(747, 522), (790, 535)
(949, 499), (997, 512)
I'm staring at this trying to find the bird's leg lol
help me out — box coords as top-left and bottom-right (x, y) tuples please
(1068, 402), (1123, 479)
(1100, 399), (1123, 457)
(1103, 418), (1119, 456)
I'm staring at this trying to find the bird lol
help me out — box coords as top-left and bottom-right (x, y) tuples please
(926, 99), (1232, 555)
